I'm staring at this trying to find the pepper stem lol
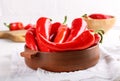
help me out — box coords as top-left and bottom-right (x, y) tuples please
(82, 14), (88, 18)
(95, 29), (104, 43)
(4, 23), (10, 28)
(62, 16), (67, 25)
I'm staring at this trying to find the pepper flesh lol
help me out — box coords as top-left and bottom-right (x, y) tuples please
(49, 22), (61, 41)
(66, 18), (87, 41)
(25, 28), (38, 51)
(36, 17), (51, 40)
(54, 25), (70, 43)
(50, 22), (61, 35)
(36, 17), (51, 52)
(37, 30), (95, 51)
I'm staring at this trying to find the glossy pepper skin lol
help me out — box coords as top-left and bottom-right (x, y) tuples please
(37, 30), (95, 51)
(89, 13), (111, 19)
(50, 22), (61, 35)
(36, 17), (52, 40)
(66, 18), (87, 41)
(50, 16), (68, 42)
(94, 33), (101, 44)
(25, 27), (38, 51)
(24, 24), (35, 30)
(49, 22), (61, 41)
(54, 25), (70, 43)
(4, 22), (24, 31)
(36, 17), (51, 52)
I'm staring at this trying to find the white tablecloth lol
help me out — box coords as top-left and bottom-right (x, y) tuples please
(0, 29), (120, 81)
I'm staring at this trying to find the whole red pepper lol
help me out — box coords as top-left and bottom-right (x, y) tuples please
(37, 30), (95, 51)
(4, 22), (24, 31)
(50, 16), (67, 42)
(36, 17), (52, 52)
(88, 13), (111, 19)
(54, 25), (70, 43)
(66, 18), (87, 41)
(25, 27), (38, 51)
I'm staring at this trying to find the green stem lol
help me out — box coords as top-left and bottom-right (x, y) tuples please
(95, 29), (105, 35)
(95, 29), (104, 43)
(62, 16), (67, 24)
(82, 14), (88, 18)
(4, 23), (10, 28)
(98, 32), (103, 43)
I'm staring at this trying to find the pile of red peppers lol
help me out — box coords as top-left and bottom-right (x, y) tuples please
(25, 16), (103, 52)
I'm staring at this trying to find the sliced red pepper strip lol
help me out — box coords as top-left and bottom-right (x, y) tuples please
(49, 22), (61, 41)
(54, 25), (70, 43)
(66, 18), (87, 41)
(36, 17), (52, 52)
(37, 30), (95, 51)
(36, 17), (52, 40)
(25, 28), (38, 51)
(50, 22), (61, 35)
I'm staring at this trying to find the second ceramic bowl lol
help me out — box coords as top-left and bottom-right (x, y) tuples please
(83, 16), (116, 33)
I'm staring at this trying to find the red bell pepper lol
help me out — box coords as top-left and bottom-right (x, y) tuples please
(54, 25), (70, 43)
(36, 17), (52, 52)
(88, 13), (111, 19)
(66, 18), (87, 41)
(4, 22), (24, 31)
(37, 30), (95, 51)
(25, 27), (38, 51)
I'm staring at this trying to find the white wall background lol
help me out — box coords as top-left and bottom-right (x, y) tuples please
(0, 0), (120, 29)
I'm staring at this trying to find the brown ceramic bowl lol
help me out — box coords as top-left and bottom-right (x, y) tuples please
(20, 44), (100, 72)
(83, 16), (116, 33)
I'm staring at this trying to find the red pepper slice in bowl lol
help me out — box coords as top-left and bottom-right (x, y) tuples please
(37, 30), (95, 52)
(50, 16), (68, 42)
(66, 18), (87, 41)
(50, 22), (61, 35)
(36, 17), (52, 40)
(54, 25), (70, 43)
(25, 28), (38, 51)
(49, 22), (61, 42)
(36, 17), (52, 52)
